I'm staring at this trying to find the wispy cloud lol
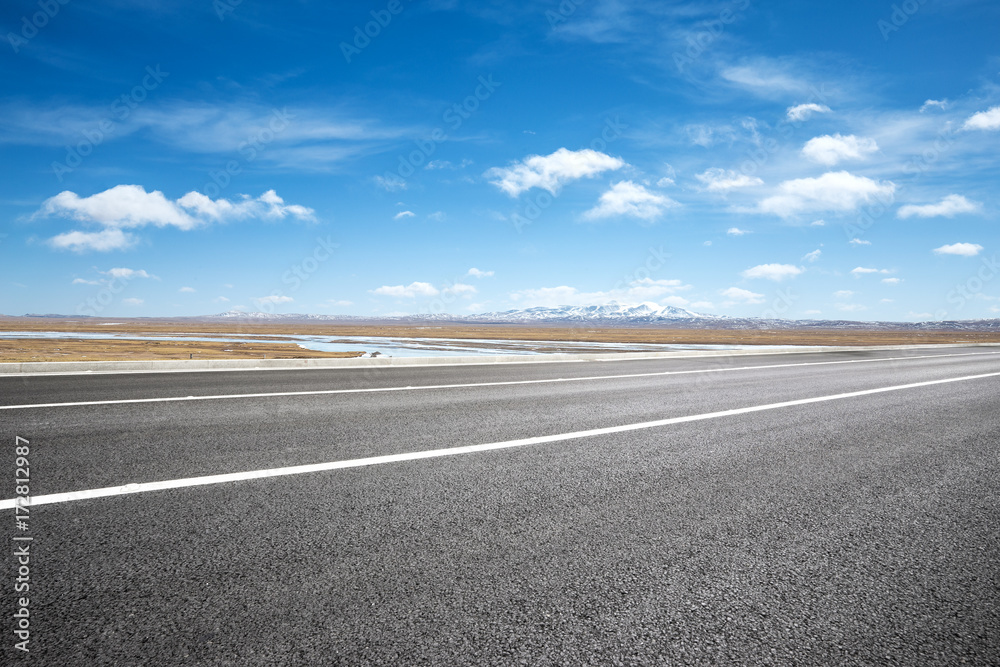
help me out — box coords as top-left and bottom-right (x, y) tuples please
(897, 194), (980, 219)
(371, 282), (440, 298)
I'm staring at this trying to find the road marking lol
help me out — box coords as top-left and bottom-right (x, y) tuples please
(1, 350), (997, 411)
(3, 370), (998, 510)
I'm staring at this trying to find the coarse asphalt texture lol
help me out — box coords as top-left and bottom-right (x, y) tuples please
(2, 346), (999, 665)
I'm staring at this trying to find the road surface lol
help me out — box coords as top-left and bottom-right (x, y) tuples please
(2, 347), (999, 664)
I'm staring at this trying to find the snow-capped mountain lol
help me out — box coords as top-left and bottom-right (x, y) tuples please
(467, 301), (718, 323)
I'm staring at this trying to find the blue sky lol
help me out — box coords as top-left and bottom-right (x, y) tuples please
(1, 0), (998, 321)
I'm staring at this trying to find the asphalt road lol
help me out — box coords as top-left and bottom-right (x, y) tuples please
(2, 347), (999, 665)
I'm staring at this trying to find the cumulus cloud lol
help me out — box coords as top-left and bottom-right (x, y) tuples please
(467, 268), (494, 278)
(179, 286), (196, 293)
(485, 148), (625, 197)
(962, 106), (1000, 131)
(696, 168), (763, 192)
(741, 264), (803, 281)
(897, 194), (981, 219)
(49, 228), (136, 252)
(720, 287), (764, 304)
(801, 134), (878, 165)
(933, 242), (983, 257)
(849, 238), (871, 246)
(372, 282), (440, 298)
(802, 249), (821, 262)
(582, 181), (678, 221)
(757, 171), (895, 218)
(786, 103), (831, 122)
(727, 227), (750, 236)
(37, 185), (315, 252)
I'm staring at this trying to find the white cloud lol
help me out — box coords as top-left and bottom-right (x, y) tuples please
(897, 194), (981, 219)
(582, 181), (678, 221)
(720, 287), (764, 304)
(849, 238), (871, 246)
(38, 185), (314, 252)
(802, 249), (821, 262)
(373, 175), (407, 191)
(810, 219), (826, 226)
(213, 296), (230, 303)
(851, 267), (891, 276)
(443, 283), (477, 296)
(727, 227), (751, 236)
(882, 278), (902, 284)
(757, 171), (895, 218)
(372, 282), (440, 298)
(786, 103), (831, 122)
(393, 210), (415, 220)
(103, 267), (156, 280)
(467, 268), (494, 278)
(741, 264), (803, 281)
(834, 290), (854, 299)
(121, 298), (144, 306)
(72, 278), (101, 285)
(49, 228), (136, 252)
(253, 295), (294, 305)
(933, 242), (983, 257)
(696, 168), (763, 192)
(656, 176), (675, 187)
(485, 148), (625, 197)
(179, 287), (196, 293)
(427, 211), (446, 222)
(962, 106), (1000, 131)
(801, 134), (878, 165)
(720, 60), (810, 97)
(919, 99), (948, 113)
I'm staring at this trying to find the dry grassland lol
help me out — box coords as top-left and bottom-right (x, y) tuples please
(1, 316), (997, 362)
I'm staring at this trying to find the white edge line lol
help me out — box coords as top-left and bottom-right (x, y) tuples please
(2, 350), (998, 411)
(3, 370), (999, 510)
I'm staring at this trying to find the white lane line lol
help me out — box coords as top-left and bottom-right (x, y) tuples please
(3, 370), (999, 510)
(2, 350), (998, 411)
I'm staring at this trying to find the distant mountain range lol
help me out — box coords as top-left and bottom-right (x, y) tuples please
(207, 302), (1000, 331)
